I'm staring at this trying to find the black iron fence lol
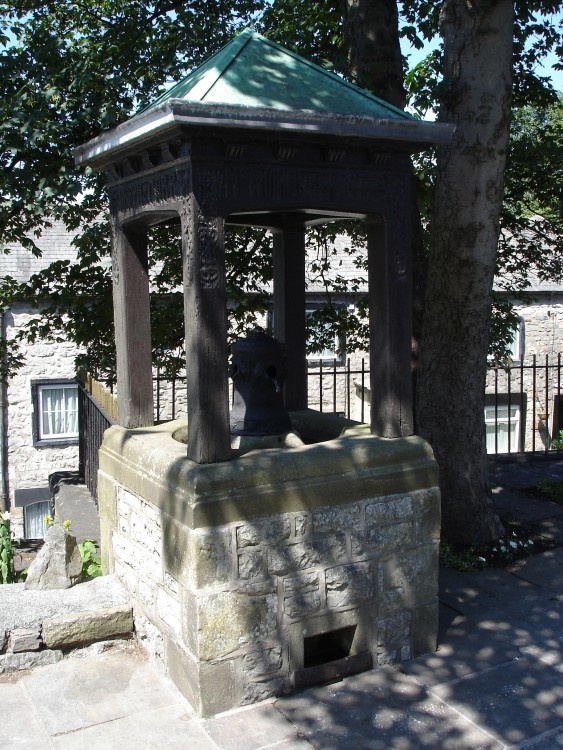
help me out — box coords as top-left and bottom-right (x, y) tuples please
(78, 381), (115, 506)
(80, 353), (563, 502)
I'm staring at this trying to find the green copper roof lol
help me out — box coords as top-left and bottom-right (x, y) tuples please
(143, 29), (412, 121)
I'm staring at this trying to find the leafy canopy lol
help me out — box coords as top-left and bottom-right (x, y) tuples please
(1, 0), (562, 376)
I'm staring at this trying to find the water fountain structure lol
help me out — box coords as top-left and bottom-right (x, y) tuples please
(75, 30), (453, 716)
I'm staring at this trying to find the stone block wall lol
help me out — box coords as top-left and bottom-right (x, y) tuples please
(98, 417), (440, 716)
(4, 303), (81, 531)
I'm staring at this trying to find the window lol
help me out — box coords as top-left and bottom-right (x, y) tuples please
(32, 380), (79, 445)
(484, 403), (521, 454)
(24, 501), (51, 539)
(306, 304), (346, 364)
(508, 319), (524, 362)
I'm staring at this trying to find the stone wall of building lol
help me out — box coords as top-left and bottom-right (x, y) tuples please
(4, 303), (81, 531)
(484, 294), (563, 452)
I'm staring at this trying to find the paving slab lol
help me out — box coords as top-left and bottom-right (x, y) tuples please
(529, 514), (563, 543)
(489, 460), (563, 490)
(491, 487), (563, 523)
(430, 656), (563, 747)
(53, 477), (100, 543)
(50, 704), (216, 750)
(507, 547), (563, 594)
(439, 567), (554, 621)
(20, 648), (179, 736)
(521, 727), (563, 748)
(204, 703), (313, 749)
(401, 608), (519, 688)
(2, 680), (54, 750)
(275, 666), (502, 749)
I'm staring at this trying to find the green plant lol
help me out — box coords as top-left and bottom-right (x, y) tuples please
(551, 430), (563, 451)
(0, 514), (15, 584)
(78, 539), (102, 579)
(44, 516), (72, 531)
(536, 477), (563, 504)
(440, 524), (542, 572)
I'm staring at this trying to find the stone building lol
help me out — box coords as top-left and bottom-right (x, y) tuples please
(1, 221), (83, 538)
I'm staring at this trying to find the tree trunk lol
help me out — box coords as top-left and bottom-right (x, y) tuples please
(338, 0), (406, 109)
(417, 0), (514, 544)
(338, 0), (424, 430)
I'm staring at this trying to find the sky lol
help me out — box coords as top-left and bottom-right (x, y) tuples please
(401, 10), (562, 96)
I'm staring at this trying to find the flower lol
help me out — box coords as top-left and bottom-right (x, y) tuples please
(62, 519), (72, 531)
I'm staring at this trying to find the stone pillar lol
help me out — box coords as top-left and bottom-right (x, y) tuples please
(181, 196), (230, 463)
(111, 221), (154, 428)
(367, 209), (413, 437)
(272, 228), (307, 410)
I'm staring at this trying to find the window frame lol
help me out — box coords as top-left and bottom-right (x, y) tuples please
(31, 378), (79, 447)
(508, 318), (525, 363)
(484, 393), (526, 454)
(305, 302), (347, 366)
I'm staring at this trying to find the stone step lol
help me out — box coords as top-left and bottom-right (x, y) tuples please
(0, 575), (133, 674)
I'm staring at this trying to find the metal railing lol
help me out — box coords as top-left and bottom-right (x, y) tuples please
(78, 381), (115, 506)
(80, 353), (563, 503)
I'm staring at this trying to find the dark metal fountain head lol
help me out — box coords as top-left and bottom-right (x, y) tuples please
(229, 329), (292, 436)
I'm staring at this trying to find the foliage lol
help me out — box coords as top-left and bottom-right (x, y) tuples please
(44, 515), (72, 532)
(551, 430), (563, 451)
(1, 1), (562, 376)
(78, 539), (102, 579)
(440, 524), (542, 572)
(535, 477), (563, 503)
(0, 275), (26, 382)
(0, 514), (15, 583)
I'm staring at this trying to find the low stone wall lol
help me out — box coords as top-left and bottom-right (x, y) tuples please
(0, 575), (134, 674)
(98, 414), (440, 716)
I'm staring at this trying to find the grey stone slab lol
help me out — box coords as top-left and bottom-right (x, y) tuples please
(20, 649), (179, 736)
(491, 484), (563, 522)
(51, 704), (215, 750)
(519, 727), (563, 748)
(529, 515), (563, 543)
(401, 608), (519, 687)
(54, 481), (100, 543)
(507, 548), (563, 595)
(1, 679), (55, 749)
(431, 656), (563, 746)
(439, 567), (553, 621)
(259, 739), (316, 749)
(489, 460), (563, 492)
(275, 667), (502, 749)
(0, 574), (129, 635)
(203, 702), (307, 750)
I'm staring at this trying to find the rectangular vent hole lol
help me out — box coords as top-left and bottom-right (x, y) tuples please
(303, 625), (357, 668)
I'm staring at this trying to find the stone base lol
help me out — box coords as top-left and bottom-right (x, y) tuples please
(98, 411), (440, 716)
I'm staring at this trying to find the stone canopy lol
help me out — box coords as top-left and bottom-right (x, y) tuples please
(75, 29), (453, 464)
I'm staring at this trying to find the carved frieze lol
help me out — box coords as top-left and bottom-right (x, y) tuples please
(180, 195), (222, 290)
(197, 217), (222, 289)
(109, 164), (192, 217)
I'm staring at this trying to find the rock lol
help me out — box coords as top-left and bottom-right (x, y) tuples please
(24, 524), (82, 590)
(7, 627), (42, 652)
(42, 604), (134, 649)
(0, 649), (63, 674)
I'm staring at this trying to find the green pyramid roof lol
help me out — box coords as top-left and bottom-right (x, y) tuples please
(143, 29), (412, 121)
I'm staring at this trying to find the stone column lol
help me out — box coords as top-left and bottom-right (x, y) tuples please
(367, 204), (413, 437)
(181, 196), (230, 463)
(272, 228), (307, 411)
(111, 220), (154, 428)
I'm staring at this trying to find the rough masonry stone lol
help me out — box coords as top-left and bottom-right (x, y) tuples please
(25, 524), (82, 590)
